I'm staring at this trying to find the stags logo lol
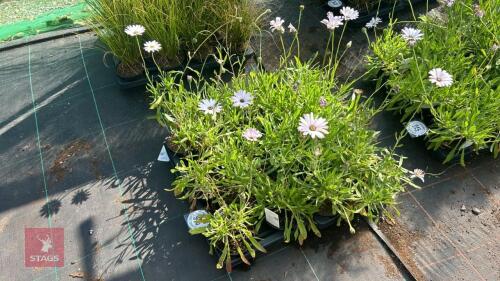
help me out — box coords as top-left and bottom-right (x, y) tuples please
(25, 228), (64, 267)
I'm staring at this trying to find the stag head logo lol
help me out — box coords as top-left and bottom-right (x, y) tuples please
(25, 228), (64, 267)
(37, 234), (53, 253)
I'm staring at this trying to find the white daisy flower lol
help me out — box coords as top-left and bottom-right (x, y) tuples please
(124, 24), (145, 36)
(443, 0), (455, 7)
(242, 128), (262, 141)
(340, 6), (359, 21)
(270, 17), (285, 33)
(320, 12), (344, 31)
(231, 90), (253, 108)
(401, 27), (424, 46)
(366, 17), (382, 28)
(428, 68), (453, 87)
(288, 23), (297, 33)
(298, 113), (329, 139)
(198, 99), (222, 115)
(410, 169), (425, 183)
(143, 40), (162, 53)
(492, 44), (499, 52)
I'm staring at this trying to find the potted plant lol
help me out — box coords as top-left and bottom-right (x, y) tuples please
(189, 202), (266, 272)
(367, 0), (499, 165)
(86, 0), (143, 81)
(86, 0), (263, 89)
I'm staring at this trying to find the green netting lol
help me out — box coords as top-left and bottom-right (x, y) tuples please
(0, 3), (89, 42)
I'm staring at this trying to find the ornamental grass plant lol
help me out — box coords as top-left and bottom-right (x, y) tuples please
(86, 0), (261, 77)
(86, 0), (143, 76)
(145, 7), (418, 270)
(367, 0), (499, 164)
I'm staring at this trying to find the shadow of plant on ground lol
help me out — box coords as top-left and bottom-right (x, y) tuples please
(40, 199), (62, 218)
(71, 189), (91, 205)
(108, 160), (184, 265)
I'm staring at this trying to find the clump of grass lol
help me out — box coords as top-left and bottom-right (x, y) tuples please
(86, 0), (262, 73)
(86, 0), (142, 75)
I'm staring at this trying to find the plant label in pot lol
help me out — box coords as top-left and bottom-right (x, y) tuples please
(327, 0), (343, 8)
(406, 120), (428, 138)
(187, 210), (209, 230)
(264, 208), (280, 229)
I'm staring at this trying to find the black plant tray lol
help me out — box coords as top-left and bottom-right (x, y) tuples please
(182, 207), (336, 271)
(114, 47), (256, 90)
(165, 105), (336, 271)
(324, 0), (434, 25)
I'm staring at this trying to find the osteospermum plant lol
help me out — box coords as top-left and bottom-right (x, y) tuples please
(149, 6), (417, 270)
(151, 57), (416, 239)
(367, 0), (499, 164)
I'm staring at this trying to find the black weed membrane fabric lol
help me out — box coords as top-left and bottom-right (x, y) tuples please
(1, 1), (499, 279)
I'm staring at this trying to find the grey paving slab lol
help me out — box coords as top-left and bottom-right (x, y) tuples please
(300, 220), (411, 281)
(377, 193), (460, 281)
(410, 173), (498, 254)
(470, 159), (500, 201)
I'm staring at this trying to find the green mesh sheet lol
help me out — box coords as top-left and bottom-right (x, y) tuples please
(0, 3), (88, 42)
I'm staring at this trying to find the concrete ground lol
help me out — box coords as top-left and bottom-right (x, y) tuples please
(0, 1), (498, 281)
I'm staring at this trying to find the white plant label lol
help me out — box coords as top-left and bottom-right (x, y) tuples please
(406, 120), (428, 138)
(327, 0), (343, 8)
(157, 145), (170, 162)
(187, 210), (209, 230)
(264, 208), (280, 229)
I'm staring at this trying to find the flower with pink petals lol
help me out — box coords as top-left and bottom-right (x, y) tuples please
(321, 12), (343, 31)
(401, 27), (423, 46)
(243, 128), (262, 141)
(270, 17), (285, 33)
(428, 68), (453, 87)
(298, 113), (329, 139)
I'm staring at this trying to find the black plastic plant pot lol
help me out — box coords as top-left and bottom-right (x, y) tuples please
(113, 47), (256, 90)
(184, 47), (256, 77)
(323, 0), (433, 25)
(113, 58), (184, 90)
(183, 211), (284, 271)
(313, 213), (337, 230)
